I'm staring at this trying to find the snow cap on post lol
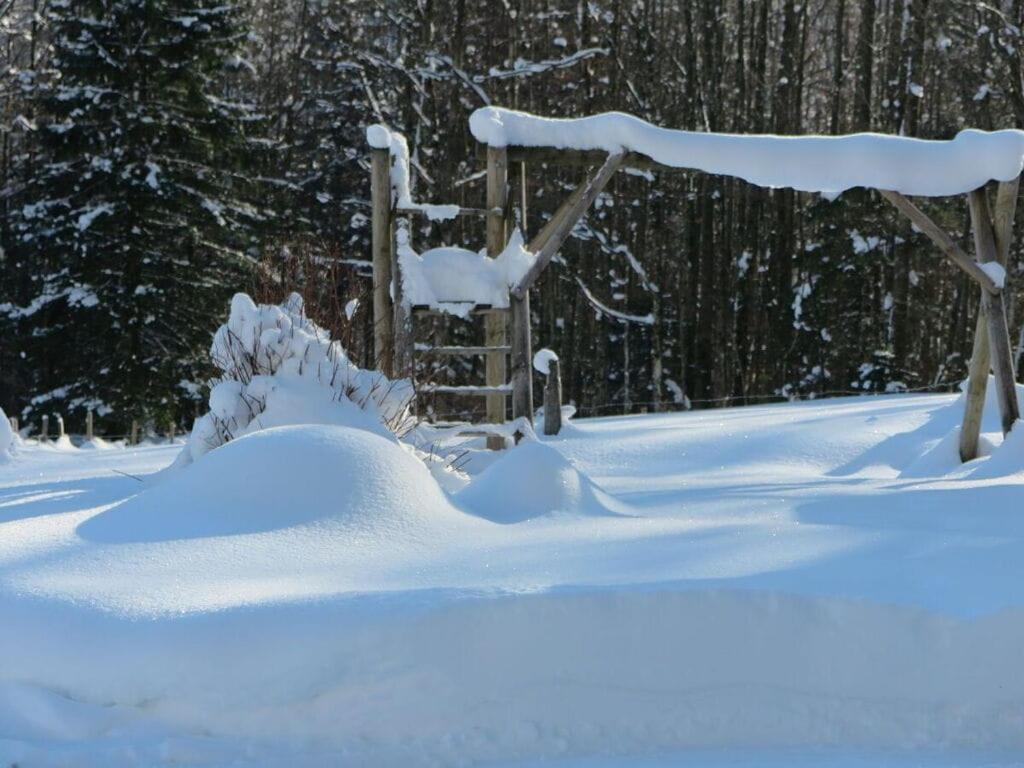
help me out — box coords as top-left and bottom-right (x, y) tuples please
(366, 124), (392, 149)
(533, 348), (559, 376)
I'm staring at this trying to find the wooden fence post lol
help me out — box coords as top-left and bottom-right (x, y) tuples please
(55, 414), (64, 438)
(960, 178), (1019, 460)
(968, 188), (1020, 435)
(371, 145), (395, 377)
(166, 420), (176, 441)
(40, 414), (49, 442)
(486, 145), (509, 449)
(543, 358), (563, 436)
(130, 419), (139, 446)
(9, 416), (17, 434)
(510, 293), (534, 423)
(86, 409), (94, 441)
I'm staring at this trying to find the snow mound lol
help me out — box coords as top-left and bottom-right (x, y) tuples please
(966, 420), (1024, 479)
(899, 426), (989, 478)
(398, 228), (536, 316)
(79, 425), (466, 543)
(455, 438), (632, 523)
(0, 407), (14, 462)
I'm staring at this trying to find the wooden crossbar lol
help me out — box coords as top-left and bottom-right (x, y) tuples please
(416, 345), (511, 356)
(420, 385), (512, 396)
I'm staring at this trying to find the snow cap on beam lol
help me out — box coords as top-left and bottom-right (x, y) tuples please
(469, 106), (1024, 198)
(366, 124), (392, 149)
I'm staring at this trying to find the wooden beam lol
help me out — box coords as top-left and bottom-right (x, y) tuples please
(416, 345), (511, 356)
(420, 385), (511, 396)
(395, 205), (491, 218)
(968, 188), (1020, 435)
(485, 146), (509, 448)
(478, 144), (672, 172)
(513, 151), (626, 298)
(370, 147), (394, 376)
(878, 189), (1000, 293)
(961, 178), (1020, 461)
(993, 176), (1020, 263)
(410, 304), (506, 316)
(527, 179), (590, 253)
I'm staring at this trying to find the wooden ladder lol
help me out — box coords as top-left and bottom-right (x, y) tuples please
(411, 304), (510, 448)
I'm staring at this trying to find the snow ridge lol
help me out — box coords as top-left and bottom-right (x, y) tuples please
(470, 107), (1024, 197)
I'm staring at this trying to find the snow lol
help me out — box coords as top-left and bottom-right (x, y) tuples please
(470, 107), (1024, 197)
(455, 437), (630, 523)
(3, 389), (1024, 765)
(366, 124), (460, 221)
(398, 227), (537, 315)
(75, 203), (113, 231)
(533, 347), (559, 374)
(0, 408), (15, 462)
(178, 292), (412, 466)
(980, 260), (1007, 288)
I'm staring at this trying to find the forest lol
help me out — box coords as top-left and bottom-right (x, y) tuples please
(2, 0), (1023, 432)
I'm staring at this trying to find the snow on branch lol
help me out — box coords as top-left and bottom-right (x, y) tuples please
(470, 107), (1024, 198)
(478, 48), (608, 81)
(574, 277), (654, 326)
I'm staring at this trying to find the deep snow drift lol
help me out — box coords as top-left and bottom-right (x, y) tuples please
(2, 389), (1024, 766)
(469, 106), (1024, 197)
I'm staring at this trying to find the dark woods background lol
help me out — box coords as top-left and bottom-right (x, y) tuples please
(2, 0), (1024, 432)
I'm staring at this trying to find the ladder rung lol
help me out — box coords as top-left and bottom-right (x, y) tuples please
(395, 205), (493, 218)
(411, 304), (507, 316)
(420, 385), (511, 396)
(417, 345), (510, 356)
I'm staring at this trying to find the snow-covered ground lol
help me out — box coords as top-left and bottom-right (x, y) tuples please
(1, 390), (1023, 767)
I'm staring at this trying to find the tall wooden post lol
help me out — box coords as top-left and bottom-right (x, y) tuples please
(961, 178), (1019, 460)
(86, 409), (94, 441)
(486, 146), (509, 448)
(371, 146), (395, 376)
(511, 159), (534, 423)
(968, 188), (1020, 435)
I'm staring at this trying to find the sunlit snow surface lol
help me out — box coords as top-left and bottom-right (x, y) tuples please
(2, 392), (1024, 766)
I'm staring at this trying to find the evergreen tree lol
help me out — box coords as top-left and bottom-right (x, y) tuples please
(10, 0), (267, 430)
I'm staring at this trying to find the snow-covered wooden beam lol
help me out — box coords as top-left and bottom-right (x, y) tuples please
(470, 107), (1024, 198)
(395, 205), (492, 218)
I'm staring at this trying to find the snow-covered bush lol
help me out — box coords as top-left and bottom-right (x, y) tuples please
(0, 406), (16, 462)
(176, 293), (414, 467)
